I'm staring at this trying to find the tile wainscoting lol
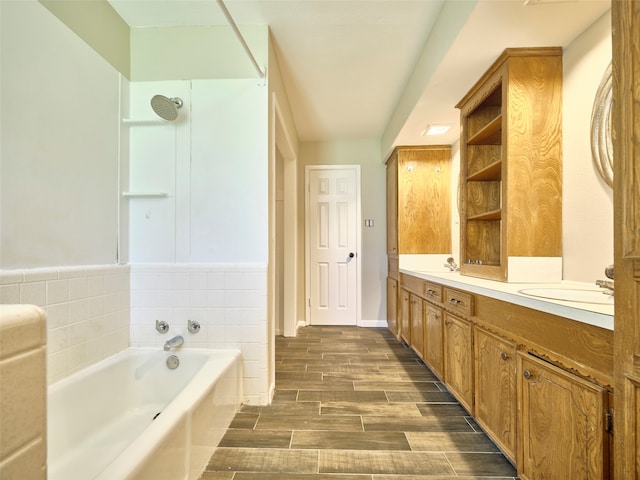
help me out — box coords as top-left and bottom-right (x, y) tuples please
(0, 263), (269, 404)
(0, 264), (130, 384)
(129, 263), (269, 405)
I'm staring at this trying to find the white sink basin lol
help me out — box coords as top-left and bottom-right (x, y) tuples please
(518, 287), (614, 305)
(415, 269), (457, 274)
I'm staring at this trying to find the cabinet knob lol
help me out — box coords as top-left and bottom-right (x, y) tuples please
(523, 369), (533, 379)
(500, 352), (509, 361)
(449, 298), (461, 305)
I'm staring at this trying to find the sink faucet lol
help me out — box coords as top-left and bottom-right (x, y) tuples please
(596, 264), (615, 295)
(163, 335), (184, 351)
(444, 257), (458, 272)
(596, 280), (614, 295)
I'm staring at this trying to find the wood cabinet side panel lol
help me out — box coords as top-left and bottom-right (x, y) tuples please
(386, 277), (398, 336)
(386, 154), (398, 255)
(410, 294), (424, 358)
(399, 288), (411, 344)
(612, 1), (640, 477)
(504, 55), (563, 258)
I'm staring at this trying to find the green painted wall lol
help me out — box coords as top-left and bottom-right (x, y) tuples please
(130, 25), (268, 81)
(39, 0), (130, 77)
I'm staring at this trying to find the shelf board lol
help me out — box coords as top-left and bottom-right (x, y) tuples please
(460, 263), (505, 281)
(467, 209), (502, 221)
(468, 115), (502, 145)
(467, 160), (502, 181)
(121, 192), (170, 198)
(121, 118), (167, 126)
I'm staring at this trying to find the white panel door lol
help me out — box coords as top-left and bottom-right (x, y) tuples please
(307, 167), (358, 325)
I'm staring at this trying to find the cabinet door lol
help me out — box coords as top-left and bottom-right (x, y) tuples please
(518, 353), (608, 480)
(386, 155), (398, 255)
(444, 312), (473, 411)
(424, 302), (444, 378)
(475, 328), (516, 460)
(386, 277), (398, 336)
(399, 289), (410, 344)
(409, 294), (424, 358)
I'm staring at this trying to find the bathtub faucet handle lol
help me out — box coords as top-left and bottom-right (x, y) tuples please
(155, 320), (169, 334)
(188, 319), (201, 334)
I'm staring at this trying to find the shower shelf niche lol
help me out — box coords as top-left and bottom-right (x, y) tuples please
(121, 192), (170, 198)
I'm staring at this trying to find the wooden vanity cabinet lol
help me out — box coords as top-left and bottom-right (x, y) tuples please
(399, 272), (613, 478)
(385, 146), (452, 255)
(456, 47), (563, 282)
(518, 352), (610, 479)
(443, 312), (474, 412)
(474, 327), (517, 461)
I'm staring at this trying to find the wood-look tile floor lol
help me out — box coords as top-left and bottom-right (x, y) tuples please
(200, 326), (518, 479)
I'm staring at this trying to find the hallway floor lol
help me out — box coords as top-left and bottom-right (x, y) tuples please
(200, 326), (518, 479)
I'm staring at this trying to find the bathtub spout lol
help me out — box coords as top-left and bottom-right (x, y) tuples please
(163, 335), (184, 351)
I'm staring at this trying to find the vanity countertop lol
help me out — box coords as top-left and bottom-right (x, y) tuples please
(400, 268), (614, 331)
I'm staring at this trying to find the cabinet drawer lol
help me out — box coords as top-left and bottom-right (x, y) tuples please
(424, 282), (442, 302)
(400, 273), (425, 295)
(444, 287), (474, 316)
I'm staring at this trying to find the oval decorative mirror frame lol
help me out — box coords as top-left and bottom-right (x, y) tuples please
(590, 61), (614, 188)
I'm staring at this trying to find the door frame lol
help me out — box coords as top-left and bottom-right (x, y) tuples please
(304, 164), (362, 326)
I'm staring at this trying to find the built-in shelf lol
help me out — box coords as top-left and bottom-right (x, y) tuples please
(121, 118), (167, 126)
(456, 47), (563, 282)
(467, 115), (502, 145)
(467, 209), (502, 221)
(467, 160), (502, 181)
(121, 192), (170, 198)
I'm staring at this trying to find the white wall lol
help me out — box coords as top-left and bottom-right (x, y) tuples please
(126, 80), (268, 263)
(0, 2), (129, 384)
(299, 139), (386, 325)
(562, 11), (613, 282)
(0, 0), (120, 269)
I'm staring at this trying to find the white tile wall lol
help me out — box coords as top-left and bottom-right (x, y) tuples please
(0, 265), (130, 384)
(129, 263), (269, 405)
(1, 262), (269, 404)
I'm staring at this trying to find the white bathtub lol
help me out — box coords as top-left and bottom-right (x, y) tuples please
(48, 348), (242, 480)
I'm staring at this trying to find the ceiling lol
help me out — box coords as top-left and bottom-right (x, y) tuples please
(109, 0), (610, 150)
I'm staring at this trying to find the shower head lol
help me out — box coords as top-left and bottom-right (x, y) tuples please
(150, 95), (183, 121)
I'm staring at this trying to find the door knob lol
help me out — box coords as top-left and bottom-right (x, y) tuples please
(349, 252), (355, 258)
